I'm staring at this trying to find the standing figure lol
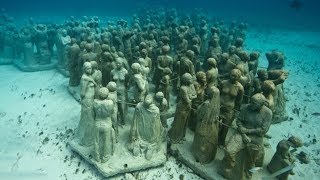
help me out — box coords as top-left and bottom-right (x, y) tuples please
(67, 38), (81, 86)
(154, 92), (169, 128)
(33, 24), (51, 64)
(169, 73), (197, 144)
(111, 58), (129, 125)
(218, 69), (244, 146)
(93, 87), (116, 163)
(77, 62), (96, 146)
(192, 86), (220, 164)
(128, 95), (165, 160)
(131, 63), (147, 103)
(106, 82), (119, 141)
(56, 29), (71, 69)
(220, 93), (272, 180)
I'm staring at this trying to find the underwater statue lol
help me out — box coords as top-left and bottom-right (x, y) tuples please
(67, 38), (81, 86)
(93, 87), (116, 163)
(192, 85), (220, 164)
(77, 62), (96, 146)
(267, 136), (303, 180)
(220, 93), (272, 180)
(169, 73), (197, 144)
(128, 95), (165, 160)
(218, 69), (244, 146)
(33, 24), (51, 64)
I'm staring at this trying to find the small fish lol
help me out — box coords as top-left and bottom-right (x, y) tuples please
(249, 167), (263, 173)
(311, 112), (320, 116)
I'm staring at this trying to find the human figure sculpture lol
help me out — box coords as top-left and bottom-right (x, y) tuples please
(218, 69), (244, 146)
(158, 67), (172, 105)
(192, 85), (220, 164)
(91, 61), (103, 99)
(131, 63), (147, 103)
(154, 45), (173, 90)
(33, 24), (51, 64)
(93, 87), (116, 163)
(169, 73), (197, 144)
(266, 50), (285, 70)
(206, 58), (219, 87)
(220, 93), (272, 180)
(248, 52), (260, 76)
(128, 95), (165, 160)
(20, 28), (35, 65)
(78, 62), (97, 146)
(57, 29), (71, 69)
(106, 82), (119, 142)
(111, 58), (129, 125)
(267, 136), (302, 180)
(100, 50), (114, 86)
(189, 71), (207, 131)
(67, 38), (81, 86)
(218, 53), (236, 81)
(154, 92), (169, 128)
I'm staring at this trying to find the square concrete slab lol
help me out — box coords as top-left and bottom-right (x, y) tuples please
(69, 124), (167, 178)
(13, 59), (58, 72)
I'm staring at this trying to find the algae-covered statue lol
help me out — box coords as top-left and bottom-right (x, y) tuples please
(192, 85), (220, 164)
(33, 24), (51, 64)
(111, 58), (129, 125)
(77, 62), (97, 146)
(220, 93), (272, 180)
(93, 87), (116, 163)
(128, 95), (165, 160)
(169, 73), (197, 144)
(131, 63), (147, 103)
(67, 38), (81, 86)
(267, 136), (302, 180)
(218, 69), (244, 146)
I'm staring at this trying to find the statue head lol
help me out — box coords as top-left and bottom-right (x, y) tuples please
(107, 81), (117, 92)
(181, 73), (193, 85)
(249, 93), (267, 111)
(230, 69), (241, 83)
(257, 69), (268, 81)
(207, 58), (217, 68)
(131, 63), (141, 74)
(155, 92), (164, 102)
(261, 80), (275, 94)
(162, 45), (170, 54)
(90, 61), (98, 70)
(98, 87), (109, 100)
(83, 62), (92, 75)
(144, 94), (153, 107)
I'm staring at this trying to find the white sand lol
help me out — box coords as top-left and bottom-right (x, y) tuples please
(0, 27), (320, 180)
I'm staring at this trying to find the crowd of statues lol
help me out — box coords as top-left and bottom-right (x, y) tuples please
(1, 7), (295, 180)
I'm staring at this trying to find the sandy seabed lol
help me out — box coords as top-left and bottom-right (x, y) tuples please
(0, 27), (320, 180)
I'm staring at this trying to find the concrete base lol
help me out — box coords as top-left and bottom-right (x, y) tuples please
(0, 58), (13, 65)
(169, 129), (275, 180)
(67, 85), (81, 103)
(69, 125), (167, 178)
(13, 59), (57, 72)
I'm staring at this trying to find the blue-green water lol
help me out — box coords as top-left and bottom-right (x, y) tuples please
(1, 0), (319, 30)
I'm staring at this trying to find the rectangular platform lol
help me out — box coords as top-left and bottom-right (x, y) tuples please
(69, 124), (167, 178)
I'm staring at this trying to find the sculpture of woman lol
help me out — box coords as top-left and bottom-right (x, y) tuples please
(111, 58), (129, 125)
(218, 69), (244, 146)
(169, 73), (196, 144)
(131, 63), (147, 103)
(192, 86), (220, 164)
(77, 62), (96, 146)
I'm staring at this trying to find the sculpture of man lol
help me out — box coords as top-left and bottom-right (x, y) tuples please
(220, 93), (272, 179)
(128, 95), (164, 160)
